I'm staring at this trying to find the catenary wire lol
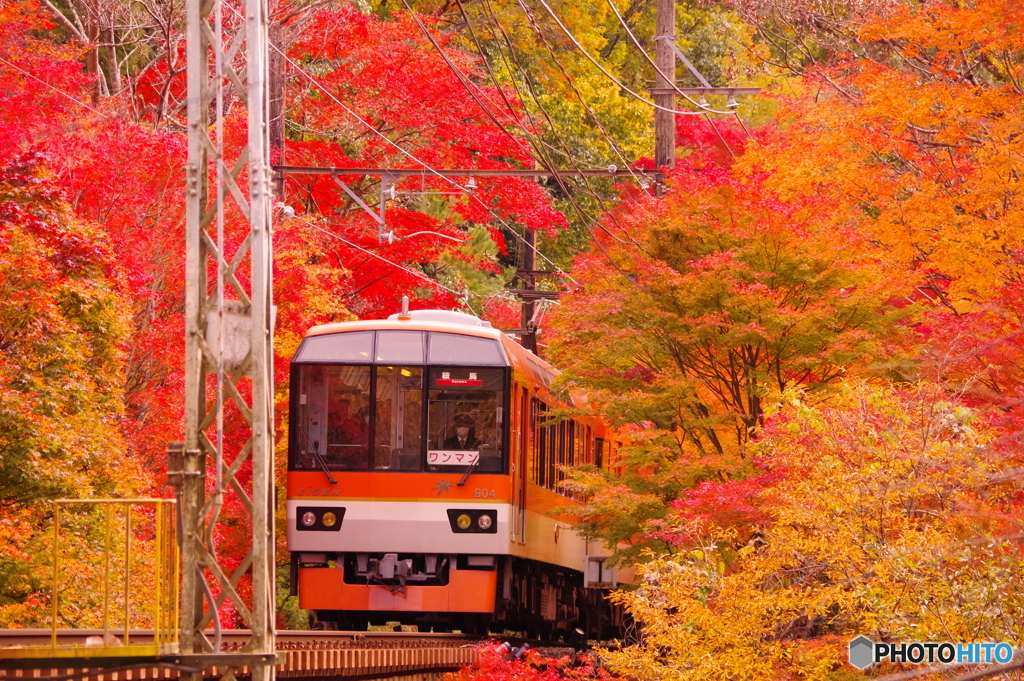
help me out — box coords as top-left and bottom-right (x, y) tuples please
(465, 0), (663, 298)
(456, 0), (637, 174)
(253, 20), (577, 282)
(468, 0), (656, 290)
(258, 0), (659, 292)
(0, 55), (110, 118)
(406, 0), (618, 265)
(525, 0), (709, 117)
(499, 0), (658, 249)
(280, 58), (575, 281)
(456, 0), (656, 281)
(477, 0), (630, 196)
(602, 0), (747, 153)
(402, 0), (642, 175)
(312, 220), (542, 312)
(399, 0), (549, 168)
(406, 0), (658, 260)
(284, 173), (494, 302)
(311, 224), (466, 297)
(507, 0), (654, 192)
(472, 0), (621, 228)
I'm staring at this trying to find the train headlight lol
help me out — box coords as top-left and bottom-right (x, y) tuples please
(296, 506), (345, 531)
(447, 509), (498, 533)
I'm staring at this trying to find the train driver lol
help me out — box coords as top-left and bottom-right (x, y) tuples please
(443, 414), (485, 450)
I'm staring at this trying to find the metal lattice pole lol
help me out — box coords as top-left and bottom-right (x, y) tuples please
(183, 0), (275, 677)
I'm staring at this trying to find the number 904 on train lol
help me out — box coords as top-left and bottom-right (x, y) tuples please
(286, 309), (627, 638)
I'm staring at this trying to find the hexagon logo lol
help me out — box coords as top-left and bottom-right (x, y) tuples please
(849, 636), (875, 669)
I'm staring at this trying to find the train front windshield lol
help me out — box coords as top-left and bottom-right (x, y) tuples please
(290, 330), (507, 474)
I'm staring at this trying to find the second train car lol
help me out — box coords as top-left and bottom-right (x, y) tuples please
(286, 308), (625, 638)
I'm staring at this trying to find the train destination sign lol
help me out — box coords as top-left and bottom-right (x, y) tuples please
(434, 370), (483, 387)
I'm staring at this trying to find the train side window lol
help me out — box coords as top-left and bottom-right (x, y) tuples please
(567, 421), (576, 470)
(374, 366), (424, 471)
(536, 402), (548, 487)
(536, 399), (544, 489)
(567, 421), (579, 499)
(548, 421), (558, 490)
(562, 421), (569, 475)
(426, 367), (505, 473)
(294, 365), (371, 471)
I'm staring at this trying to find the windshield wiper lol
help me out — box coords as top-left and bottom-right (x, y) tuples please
(457, 455), (480, 487)
(457, 445), (496, 486)
(311, 440), (337, 484)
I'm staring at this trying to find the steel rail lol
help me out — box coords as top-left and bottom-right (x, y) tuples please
(0, 630), (487, 680)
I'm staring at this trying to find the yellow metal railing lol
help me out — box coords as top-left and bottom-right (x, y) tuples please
(24, 498), (179, 658)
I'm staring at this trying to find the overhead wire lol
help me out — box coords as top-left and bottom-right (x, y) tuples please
(221, 3), (570, 281)
(467, 0), (656, 289)
(262, 4), (646, 294)
(399, 0), (548, 168)
(424, 0), (655, 236)
(311, 222), (539, 312)
(497, 0), (651, 193)
(473, 0), (616, 223)
(400, 0), (647, 230)
(311, 224), (465, 298)
(530, 0), (752, 157)
(406, 0), (626, 289)
(495, 0), (656, 248)
(262, 34), (577, 283)
(0, 55), (110, 118)
(526, 0), (709, 117)
(399, 0), (633, 175)
(235, 2), (654, 295)
(284, 174), (500, 293)
(455, 0), (627, 174)
(475, 0), (623, 194)
(454, 0), (653, 287)
(602, 0), (750, 153)
(510, 0), (655, 195)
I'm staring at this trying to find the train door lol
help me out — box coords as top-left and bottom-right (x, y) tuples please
(511, 385), (528, 544)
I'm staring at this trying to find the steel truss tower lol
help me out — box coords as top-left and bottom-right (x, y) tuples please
(182, 0), (275, 678)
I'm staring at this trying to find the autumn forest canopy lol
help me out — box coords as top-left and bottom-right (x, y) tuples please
(1, 0), (1024, 677)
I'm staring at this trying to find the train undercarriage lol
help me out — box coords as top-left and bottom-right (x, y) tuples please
(299, 553), (626, 640)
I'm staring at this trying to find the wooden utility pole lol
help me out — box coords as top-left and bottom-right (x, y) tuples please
(654, 0), (676, 181)
(270, 21), (286, 201)
(519, 228), (537, 355)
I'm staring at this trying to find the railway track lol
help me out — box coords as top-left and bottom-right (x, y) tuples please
(0, 629), (500, 680)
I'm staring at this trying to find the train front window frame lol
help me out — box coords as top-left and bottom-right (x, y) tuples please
(374, 366), (425, 471)
(290, 330), (509, 474)
(426, 333), (505, 366)
(376, 331), (425, 364)
(293, 332), (374, 363)
(425, 367), (506, 474)
(293, 365), (371, 472)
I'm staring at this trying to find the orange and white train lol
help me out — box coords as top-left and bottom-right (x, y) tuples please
(286, 308), (625, 637)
